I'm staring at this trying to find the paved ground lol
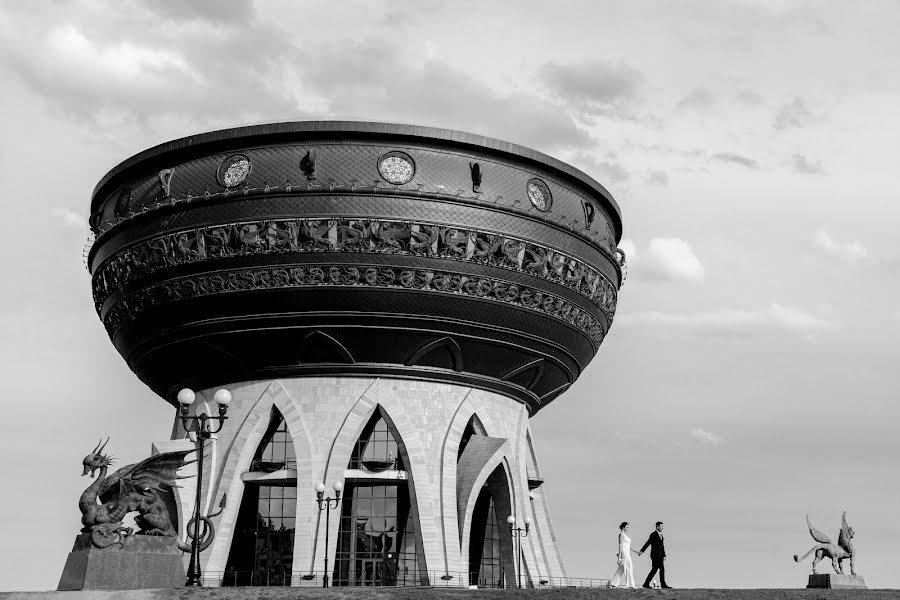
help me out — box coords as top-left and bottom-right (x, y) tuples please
(3, 588), (896, 600)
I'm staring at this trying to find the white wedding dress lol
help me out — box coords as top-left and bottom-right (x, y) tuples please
(609, 532), (635, 588)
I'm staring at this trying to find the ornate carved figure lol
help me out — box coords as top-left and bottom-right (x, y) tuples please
(79, 438), (195, 550)
(794, 512), (856, 576)
(410, 224), (439, 255)
(158, 168), (175, 197)
(441, 228), (468, 258)
(582, 201), (596, 230)
(469, 162), (482, 192)
(299, 149), (318, 181)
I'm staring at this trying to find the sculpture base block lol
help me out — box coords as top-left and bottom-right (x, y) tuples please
(807, 574), (867, 589)
(58, 533), (185, 590)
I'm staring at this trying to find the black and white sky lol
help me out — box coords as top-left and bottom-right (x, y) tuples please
(1, 0), (898, 590)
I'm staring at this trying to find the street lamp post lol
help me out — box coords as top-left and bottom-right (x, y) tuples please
(315, 481), (344, 588)
(177, 387), (232, 587)
(506, 514), (531, 589)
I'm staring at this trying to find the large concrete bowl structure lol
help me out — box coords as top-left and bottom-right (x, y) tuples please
(87, 122), (624, 587)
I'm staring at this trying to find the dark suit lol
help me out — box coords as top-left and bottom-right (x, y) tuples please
(640, 530), (667, 587)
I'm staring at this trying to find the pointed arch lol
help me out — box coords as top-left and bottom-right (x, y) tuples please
(297, 330), (355, 364)
(331, 404), (429, 585)
(501, 359), (545, 391)
(405, 336), (463, 371)
(224, 405), (298, 584)
(204, 381), (314, 579)
(458, 457), (517, 589)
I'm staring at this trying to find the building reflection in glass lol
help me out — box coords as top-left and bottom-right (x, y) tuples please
(469, 490), (504, 587)
(334, 412), (421, 585)
(225, 408), (297, 586)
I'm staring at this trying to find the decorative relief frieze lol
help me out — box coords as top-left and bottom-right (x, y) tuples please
(91, 218), (618, 318)
(101, 263), (608, 348)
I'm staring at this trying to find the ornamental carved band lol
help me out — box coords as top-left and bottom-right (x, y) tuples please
(102, 264), (608, 348)
(92, 218), (618, 316)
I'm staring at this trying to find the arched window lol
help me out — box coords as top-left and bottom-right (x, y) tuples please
(334, 409), (423, 586)
(467, 465), (514, 588)
(349, 413), (403, 471)
(225, 407), (297, 586)
(470, 490), (503, 587)
(251, 408), (296, 472)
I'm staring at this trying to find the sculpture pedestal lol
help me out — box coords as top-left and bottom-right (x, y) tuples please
(58, 533), (185, 590)
(807, 574), (867, 589)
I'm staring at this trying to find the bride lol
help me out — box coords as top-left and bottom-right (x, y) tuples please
(610, 521), (638, 588)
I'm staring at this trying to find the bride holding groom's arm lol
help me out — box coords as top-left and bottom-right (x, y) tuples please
(609, 522), (638, 588)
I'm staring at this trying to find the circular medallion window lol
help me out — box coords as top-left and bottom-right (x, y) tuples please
(114, 187), (133, 217)
(526, 178), (552, 212)
(217, 154), (252, 188)
(378, 151), (415, 185)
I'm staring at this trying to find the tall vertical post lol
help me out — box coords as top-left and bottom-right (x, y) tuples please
(315, 481), (343, 588)
(507, 515), (531, 589)
(177, 388), (231, 588)
(185, 437), (205, 586)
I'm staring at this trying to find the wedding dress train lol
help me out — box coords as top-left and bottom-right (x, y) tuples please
(609, 532), (636, 588)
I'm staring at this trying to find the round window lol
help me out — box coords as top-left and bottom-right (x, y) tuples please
(217, 154), (252, 188)
(526, 178), (552, 211)
(378, 151), (415, 185)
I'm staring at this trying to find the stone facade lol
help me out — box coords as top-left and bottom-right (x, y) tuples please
(165, 377), (565, 586)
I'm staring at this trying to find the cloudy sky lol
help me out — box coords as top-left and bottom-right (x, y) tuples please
(1, 0), (898, 591)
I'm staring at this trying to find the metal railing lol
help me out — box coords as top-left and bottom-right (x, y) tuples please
(197, 570), (610, 589)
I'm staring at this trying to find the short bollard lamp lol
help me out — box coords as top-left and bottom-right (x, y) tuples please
(507, 515), (532, 589)
(177, 387), (231, 587)
(315, 481), (344, 588)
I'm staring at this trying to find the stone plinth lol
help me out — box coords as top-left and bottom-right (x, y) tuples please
(58, 533), (185, 590)
(807, 573), (867, 589)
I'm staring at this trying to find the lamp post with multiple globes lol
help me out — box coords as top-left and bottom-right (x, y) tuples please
(176, 387), (232, 587)
(315, 481), (344, 588)
(507, 514), (531, 589)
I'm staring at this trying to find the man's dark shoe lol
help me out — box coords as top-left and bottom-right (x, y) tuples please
(642, 584), (652, 589)
(661, 585), (673, 589)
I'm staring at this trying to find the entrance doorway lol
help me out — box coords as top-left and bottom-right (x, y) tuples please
(356, 559), (384, 586)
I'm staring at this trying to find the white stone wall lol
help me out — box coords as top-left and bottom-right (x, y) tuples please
(158, 376), (566, 585)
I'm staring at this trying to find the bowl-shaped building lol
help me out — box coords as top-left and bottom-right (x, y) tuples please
(88, 122), (624, 587)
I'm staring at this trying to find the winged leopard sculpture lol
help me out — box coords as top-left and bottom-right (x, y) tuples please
(794, 511), (856, 576)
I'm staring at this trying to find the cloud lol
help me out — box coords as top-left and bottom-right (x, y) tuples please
(570, 153), (630, 183)
(713, 152), (759, 169)
(0, 7), (592, 153)
(133, 0), (255, 24)
(676, 88), (715, 110)
(629, 238), (705, 283)
(792, 153), (825, 175)
(0, 14), (300, 128)
(690, 428), (724, 446)
(646, 170), (670, 186)
(539, 59), (644, 120)
(617, 304), (833, 338)
(47, 207), (86, 230)
(735, 90), (762, 105)
(813, 228), (868, 261)
(774, 97), (821, 131)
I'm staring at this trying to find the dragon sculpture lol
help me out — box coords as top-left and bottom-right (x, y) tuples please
(794, 511), (856, 576)
(79, 438), (206, 551)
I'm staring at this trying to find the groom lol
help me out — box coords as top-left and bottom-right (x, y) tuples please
(638, 521), (671, 589)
